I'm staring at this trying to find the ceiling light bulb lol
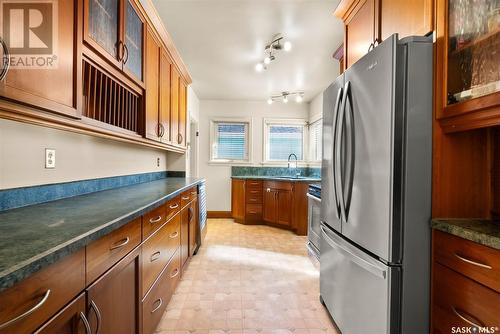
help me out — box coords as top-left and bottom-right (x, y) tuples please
(267, 98), (273, 105)
(264, 56), (271, 65)
(283, 95), (288, 103)
(284, 41), (292, 52)
(296, 94), (303, 103)
(255, 63), (264, 72)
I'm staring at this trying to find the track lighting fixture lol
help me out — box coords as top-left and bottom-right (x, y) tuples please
(267, 91), (304, 104)
(255, 34), (292, 72)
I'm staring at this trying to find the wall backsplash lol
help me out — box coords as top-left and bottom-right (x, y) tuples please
(232, 166), (321, 178)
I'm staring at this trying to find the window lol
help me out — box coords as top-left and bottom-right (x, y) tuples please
(309, 119), (322, 162)
(264, 119), (306, 162)
(210, 119), (251, 163)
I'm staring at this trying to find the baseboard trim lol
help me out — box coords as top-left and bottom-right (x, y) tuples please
(207, 211), (232, 218)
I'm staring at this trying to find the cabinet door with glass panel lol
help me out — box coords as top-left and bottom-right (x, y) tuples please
(440, 0), (500, 119)
(84, 0), (144, 83)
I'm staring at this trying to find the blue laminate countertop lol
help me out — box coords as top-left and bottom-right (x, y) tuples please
(0, 177), (204, 292)
(231, 176), (321, 182)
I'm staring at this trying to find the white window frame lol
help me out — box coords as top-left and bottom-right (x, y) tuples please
(209, 117), (253, 165)
(308, 118), (323, 164)
(263, 118), (308, 164)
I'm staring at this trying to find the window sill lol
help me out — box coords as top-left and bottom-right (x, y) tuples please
(208, 160), (254, 166)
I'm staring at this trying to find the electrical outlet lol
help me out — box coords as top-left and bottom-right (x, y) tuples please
(157, 157), (160, 167)
(45, 149), (56, 169)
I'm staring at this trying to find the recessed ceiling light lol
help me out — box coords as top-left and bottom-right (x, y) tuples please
(284, 41), (292, 52)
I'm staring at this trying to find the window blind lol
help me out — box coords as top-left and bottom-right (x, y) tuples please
(213, 122), (248, 160)
(310, 119), (322, 161)
(268, 124), (304, 160)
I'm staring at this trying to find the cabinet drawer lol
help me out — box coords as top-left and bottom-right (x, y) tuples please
(143, 204), (168, 240)
(246, 204), (262, 221)
(180, 186), (197, 206)
(433, 230), (500, 292)
(432, 263), (500, 332)
(246, 180), (263, 190)
(246, 192), (263, 204)
(142, 213), (180, 295)
(0, 249), (85, 334)
(264, 180), (293, 191)
(34, 292), (87, 334)
(86, 218), (141, 284)
(142, 250), (181, 334)
(165, 196), (181, 225)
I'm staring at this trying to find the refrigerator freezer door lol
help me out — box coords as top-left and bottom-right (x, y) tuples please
(341, 35), (399, 262)
(320, 224), (400, 334)
(321, 75), (344, 233)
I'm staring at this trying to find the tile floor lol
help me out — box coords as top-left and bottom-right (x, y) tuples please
(156, 218), (340, 334)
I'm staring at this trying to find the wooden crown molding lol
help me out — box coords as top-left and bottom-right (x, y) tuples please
(333, 0), (360, 19)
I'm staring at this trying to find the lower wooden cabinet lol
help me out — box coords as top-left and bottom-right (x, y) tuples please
(86, 247), (141, 334)
(0, 185), (201, 334)
(34, 293), (88, 334)
(231, 178), (309, 235)
(0, 249), (85, 334)
(142, 249), (181, 334)
(432, 230), (500, 332)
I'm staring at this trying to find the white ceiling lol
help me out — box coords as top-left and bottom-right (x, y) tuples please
(152, 0), (344, 102)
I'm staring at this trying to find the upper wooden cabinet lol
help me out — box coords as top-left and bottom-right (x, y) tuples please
(380, 0), (433, 40)
(435, 0), (500, 130)
(160, 50), (172, 144)
(178, 80), (187, 147)
(145, 27), (161, 141)
(335, 0), (433, 70)
(0, 0), (80, 117)
(84, 0), (144, 84)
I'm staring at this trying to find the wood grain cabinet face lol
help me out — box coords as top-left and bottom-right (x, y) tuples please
(34, 293), (88, 334)
(144, 27), (161, 141)
(86, 247), (141, 334)
(432, 263), (500, 332)
(188, 198), (198, 256)
(263, 188), (278, 223)
(160, 50), (172, 144)
(180, 204), (190, 268)
(142, 213), (180, 296)
(0, 0), (79, 117)
(380, 0), (433, 40)
(86, 217), (141, 284)
(231, 179), (246, 221)
(170, 66), (180, 145)
(142, 250), (181, 334)
(344, 0), (377, 69)
(178, 80), (187, 146)
(0, 249), (85, 334)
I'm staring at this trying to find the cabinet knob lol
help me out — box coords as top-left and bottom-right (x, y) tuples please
(266, 188), (271, 192)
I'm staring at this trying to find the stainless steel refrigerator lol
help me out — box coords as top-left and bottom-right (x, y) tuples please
(320, 34), (433, 334)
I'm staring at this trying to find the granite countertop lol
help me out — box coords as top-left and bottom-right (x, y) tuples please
(431, 219), (500, 250)
(0, 177), (204, 292)
(231, 175), (321, 182)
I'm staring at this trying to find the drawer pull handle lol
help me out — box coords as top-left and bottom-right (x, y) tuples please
(170, 268), (180, 278)
(150, 251), (161, 262)
(79, 312), (92, 334)
(149, 216), (162, 224)
(182, 196), (190, 200)
(169, 203), (179, 209)
(250, 190), (259, 193)
(151, 298), (163, 313)
(90, 300), (102, 334)
(110, 237), (130, 250)
(0, 289), (51, 330)
(249, 211), (256, 214)
(191, 191), (197, 195)
(170, 231), (179, 238)
(454, 253), (492, 269)
(452, 307), (483, 328)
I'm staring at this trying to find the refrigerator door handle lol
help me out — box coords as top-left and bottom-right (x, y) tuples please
(332, 87), (343, 219)
(335, 82), (348, 222)
(321, 225), (387, 279)
(343, 82), (355, 220)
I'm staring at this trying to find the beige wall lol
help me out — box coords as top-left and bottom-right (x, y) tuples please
(0, 119), (168, 189)
(199, 99), (309, 211)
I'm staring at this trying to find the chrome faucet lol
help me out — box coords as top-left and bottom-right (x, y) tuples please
(287, 153), (298, 176)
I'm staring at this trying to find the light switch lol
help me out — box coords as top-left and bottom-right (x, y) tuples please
(45, 149), (55, 169)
